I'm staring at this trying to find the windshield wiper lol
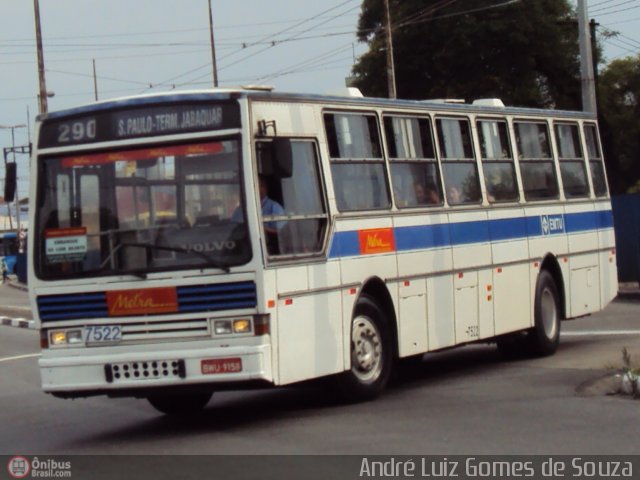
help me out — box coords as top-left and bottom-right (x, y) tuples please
(100, 242), (231, 274)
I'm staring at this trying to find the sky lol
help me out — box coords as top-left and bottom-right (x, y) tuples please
(1, 0), (639, 196)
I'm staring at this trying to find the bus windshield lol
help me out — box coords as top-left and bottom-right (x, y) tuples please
(35, 139), (251, 279)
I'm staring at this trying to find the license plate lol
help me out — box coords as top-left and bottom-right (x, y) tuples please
(84, 325), (122, 345)
(201, 358), (242, 375)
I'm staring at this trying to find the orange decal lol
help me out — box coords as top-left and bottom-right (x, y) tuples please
(358, 228), (395, 255)
(107, 287), (178, 316)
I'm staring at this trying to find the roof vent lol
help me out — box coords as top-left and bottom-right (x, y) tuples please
(473, 98), (505, 107)
(328, 87), (364, 98)
(241, 85), (274, 92)
(422, 98), (466, 104)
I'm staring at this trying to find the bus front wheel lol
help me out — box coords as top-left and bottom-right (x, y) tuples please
(147, 392), (213, 415)
(335, 295), (393, 402)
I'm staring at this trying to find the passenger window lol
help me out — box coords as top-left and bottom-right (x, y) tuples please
(584, 124), (608, 197)
(257, 140), (328, 257)
(477, 119), (519, 203)
(514, 121), (559, 200)
(384, 115), (443, 208)
(555, 123), (589, 199)
(436, 117), (481, 205)
(325, 113), (390, 211)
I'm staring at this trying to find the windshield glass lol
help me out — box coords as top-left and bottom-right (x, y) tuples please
(35, 139), (251, 279)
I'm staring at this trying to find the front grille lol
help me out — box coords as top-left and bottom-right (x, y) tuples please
(37, 293), (108, 321)
(37, 281), (257, 323)
(122, 318), (209, 341)
(177, 282), (258, 312)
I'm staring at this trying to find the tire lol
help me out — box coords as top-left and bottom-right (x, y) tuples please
(334, 295), (393, 402)
(527, 270), (561, 357)
(147, 392), (213, 416)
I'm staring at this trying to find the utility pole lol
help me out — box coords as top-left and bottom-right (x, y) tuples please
(383, 0), (397, 99)
(33, 0), (49, 113)
(1, 124), (27, 232)
(93, 59), (99, 101)
(208, 0), (219, 87)
(577, 0), (597, 113)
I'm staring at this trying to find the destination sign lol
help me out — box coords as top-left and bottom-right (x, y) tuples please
(39, 101), (240, 148)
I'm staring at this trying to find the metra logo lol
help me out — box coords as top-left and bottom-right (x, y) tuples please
(358, 228), (396, 254)
(107, 287), (178, 316)
(541, 215), (565, 235)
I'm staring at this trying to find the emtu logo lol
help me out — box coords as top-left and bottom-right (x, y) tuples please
(541, 215), (565, 235)
(7, 456), (30, 479)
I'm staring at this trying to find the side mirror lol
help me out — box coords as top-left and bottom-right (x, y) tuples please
(4, 163), (17, 202)
(272, 138), (293, 178)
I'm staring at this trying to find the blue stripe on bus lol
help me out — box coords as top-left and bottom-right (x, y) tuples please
(395, 224), (450, 251)
(328, 210), (612, 259)
(489, 217), (529, 242)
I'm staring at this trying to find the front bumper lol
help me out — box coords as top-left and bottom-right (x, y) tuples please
(39, 343), (273, 398)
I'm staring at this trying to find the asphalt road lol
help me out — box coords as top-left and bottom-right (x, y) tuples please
(1, 286), (639, 456)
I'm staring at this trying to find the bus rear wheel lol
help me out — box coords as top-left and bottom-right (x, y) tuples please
(528, 270), (561, 357)
(147, 392), (213, 415)
(335, 295), (393, 402)
(496, 270), (561, 359)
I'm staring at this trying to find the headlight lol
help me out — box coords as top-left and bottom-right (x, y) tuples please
(214, 320), (233, 335)
(233, 319), (251, 334)
(49, 329), (84, 346)
(212, 318), (255, 336)
(50, 331), (67, 346)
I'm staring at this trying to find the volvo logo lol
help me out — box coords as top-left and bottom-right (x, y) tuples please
(180, 241), (236, 252)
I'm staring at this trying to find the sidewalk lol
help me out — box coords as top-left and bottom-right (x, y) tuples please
(617, 282), (640, 301)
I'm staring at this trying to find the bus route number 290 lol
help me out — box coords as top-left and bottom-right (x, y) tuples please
(58, 119), (97, 144)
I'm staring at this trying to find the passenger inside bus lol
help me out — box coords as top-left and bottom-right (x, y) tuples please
(414, 181), (440, 205)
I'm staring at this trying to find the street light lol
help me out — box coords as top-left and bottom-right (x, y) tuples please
(1, 124), (27, 231)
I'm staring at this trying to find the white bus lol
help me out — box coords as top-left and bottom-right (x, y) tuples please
(28, 88), (617, 414)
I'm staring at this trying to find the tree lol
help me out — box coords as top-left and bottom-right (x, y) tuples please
(352, 0), (582, 109)
(597, 55), (640, 193)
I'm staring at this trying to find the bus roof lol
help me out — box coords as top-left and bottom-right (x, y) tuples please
(37, 88), (597, 122)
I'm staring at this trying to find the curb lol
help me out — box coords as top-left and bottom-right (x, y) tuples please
(1, 317), (36, 330)
(7, 280), (28, 292)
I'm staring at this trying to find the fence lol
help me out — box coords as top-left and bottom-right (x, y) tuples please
(612, 194), (640, 285)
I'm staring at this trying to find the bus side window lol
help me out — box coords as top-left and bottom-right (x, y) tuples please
(324, 112), (390, 212)
(477, 119), (519, 203)
(584, 123), (609, 197)
(514, 121), (559, 201)
(384, 115), (443, 208)
(436, 117), (481, 205)
(258, 140), (328, 257)
(555, 122), (589, 199)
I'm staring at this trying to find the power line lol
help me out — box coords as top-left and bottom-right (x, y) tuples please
(590, 0), (637, 14)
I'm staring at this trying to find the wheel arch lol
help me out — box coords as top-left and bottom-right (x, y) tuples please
(358, 276), (399, 359)
(540, 253), (566, 320)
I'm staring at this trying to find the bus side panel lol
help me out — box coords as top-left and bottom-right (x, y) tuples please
(275, 263), (344, 385)
(564, 203), (600, 318)
(596, 201), (618, 306)
(427, 274), (455, 350)
(488, 208), (531, 336)
(394, 213), (452, 357)
(449, 211), (492, 344)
